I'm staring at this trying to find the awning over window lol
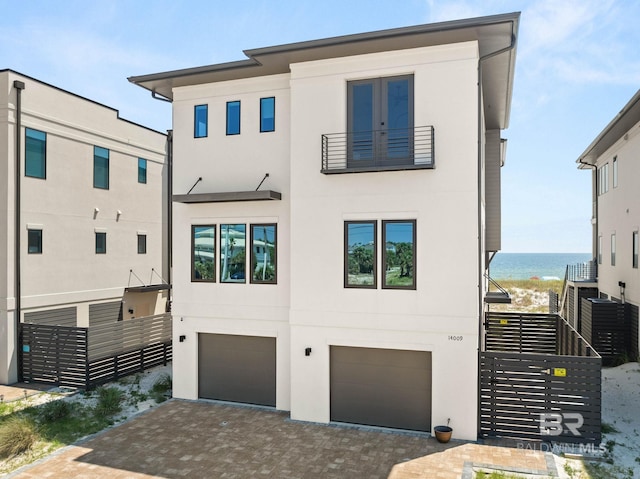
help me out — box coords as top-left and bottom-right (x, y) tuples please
(173, 190), (281, 203)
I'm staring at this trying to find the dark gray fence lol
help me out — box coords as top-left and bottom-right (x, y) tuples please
(20, 313), (171, 389)
(480, 312), (601, 445)
(581, 298), (626, 365)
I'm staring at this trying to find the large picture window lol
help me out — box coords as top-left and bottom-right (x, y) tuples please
(220, 224), (245, 282)
(25, 128), (46, 179)
(93, 146), (109, 189)
(382, 220), (416, 289)
(192, 225), (215, 281)
(250, 224), (277, 284)
(344, 221), (377, 288)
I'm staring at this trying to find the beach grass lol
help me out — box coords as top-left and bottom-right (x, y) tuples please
(489, 278), (564, 313)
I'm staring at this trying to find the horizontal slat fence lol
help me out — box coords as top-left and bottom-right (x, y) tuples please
(481, 312), (601, 444)
(581, 298), (626, 365)
(21, 314), (171, 389)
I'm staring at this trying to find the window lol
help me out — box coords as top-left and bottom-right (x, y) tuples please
(226, 101), (241, 135)
(27, 229), (42, 254)
(382, 220), (416, 289)
(192, 225), (215, 281)
(344, 221), (377, 288)
(250, 224), (277, 283)
(138, 234), (147, 254)
(25, 128), (46, 179)
(598, 163), (609, 195)
(633, 231), (638, 269)
(220, 224), (245, 282)
(95, 232), (107, 254)
(93, 146), (109, 189)
(138, 158), (147, 184)
(611, 233), (616, 266)
(260, 97), (275, 132)
(194, 104), (208, 138)
(613, 156), (618, 188)
(347, 75), (414, 167)
(598, 235), (602, 264)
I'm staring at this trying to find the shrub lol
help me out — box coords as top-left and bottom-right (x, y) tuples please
(39, 400), (71, 422)
(94, 387), (124, 418)
(151, 373), (172, 394)
(0, 416), (39, 458)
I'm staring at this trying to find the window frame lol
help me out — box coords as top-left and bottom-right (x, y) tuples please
(220, 223), (246, 283)
(612, 156), (618, 188)
(95, 232), (107, 254)
(226, 100), (241, 135)
(194, 104), (208, 138)
(138, 158), (147, 184)
(382, 219), (417, 290)
(25, 128), (47, 179)
(633, 231), (638, 269)
(137, 234), (147, 254)
(27, 228), (42, 254)
(192, 225), (216, 282)
(93, 146), (109, 190)
(598, 235), (603, 264)
(344, 220), (378, 289)
(611, 233), (616, 266)
(260, 97), (275, 133)
(250, 224), (277, 284)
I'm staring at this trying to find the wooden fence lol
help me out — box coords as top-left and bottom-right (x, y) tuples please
(20, 313), (172, 389)
(480, 312), (601, 445)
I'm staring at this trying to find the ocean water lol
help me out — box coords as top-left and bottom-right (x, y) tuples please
(489, 253), (592, 280)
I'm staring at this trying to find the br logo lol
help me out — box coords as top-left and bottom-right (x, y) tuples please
(539, 413), (584, 436)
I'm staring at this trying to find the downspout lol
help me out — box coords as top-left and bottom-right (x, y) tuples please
(476, 24), (517, 439)
(13, 79), (25, 382)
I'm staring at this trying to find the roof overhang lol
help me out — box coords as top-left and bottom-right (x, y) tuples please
(129, 12), (519, 130)
(577, 89), (640, 168)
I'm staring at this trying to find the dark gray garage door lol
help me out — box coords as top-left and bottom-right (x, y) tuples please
(330, 346), (431, 431)
(198, 333), (276, 407)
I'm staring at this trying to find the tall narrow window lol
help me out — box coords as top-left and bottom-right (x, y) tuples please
(95, 232), (107, 254)
(344, 221), (377, 288)
(93, 146), (109, 189)
(633, 231), (638, 269)
(226, 101), (241, 135)
(598, 163), (609, 195)
(28, 229), (42, 254)
(192, 225), (215, 281)
(260, 97), (275, 132)
(382, 220), (416, 289)
(194, 104), (208, 138)
(138, 158), (147, 184)
(220, 224), (245, 282)
(598, 235), (602, 264)
(138, 234), (147, 254)
(250, 224), (277, 284)
(25, 128), (46, 179)
(611, 233), (616, 266)
(612, 156), (618, 188)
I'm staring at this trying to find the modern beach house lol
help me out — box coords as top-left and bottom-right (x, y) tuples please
(130, 12), (519, 440)
(0, 70), (169, 385)
(572, 89), (640, 361)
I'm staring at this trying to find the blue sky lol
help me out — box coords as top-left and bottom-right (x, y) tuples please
(3, 0), (639, 253)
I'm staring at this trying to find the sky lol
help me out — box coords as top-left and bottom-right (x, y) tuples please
(2, 0), (639, 253)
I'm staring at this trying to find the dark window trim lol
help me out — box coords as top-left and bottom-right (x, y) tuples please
(95, 232), (107, 254)
(192, 224), (216, 282)
(220, 223), (246, 283)
(260, 97), (275, 133)
(382, 219), (416, 290)
(194, 104), (208, 138)
(25, 127), (47, 179)
(226, 100), (241, 136)
(344, 220), (378, 289)
(137, 234), (147, 254)
(27, 228), (42, 254)
(250, 223), (277, 284)
(93, 146), (109, 190)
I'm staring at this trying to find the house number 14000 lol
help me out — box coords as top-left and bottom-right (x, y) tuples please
(448, 335), (463, 341)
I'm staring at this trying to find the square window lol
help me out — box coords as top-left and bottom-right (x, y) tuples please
(138, 234), (147, 254)
(220, 224), (245, 282)
(95, 232), (107, 254)
(25, 128), (46, 179)
(250, 224), (277, 283)
(192, 225), (215, 281)
(194, 104), (208, 138)
(344, 221), (377, 288)
(226, 101), (241, 135)
(138, 158), (147, 184)
(382, 220), (416, 289)
(260, 97), (275, 132)
(28, 229), (42, 254)
(93, 146), (109, 189)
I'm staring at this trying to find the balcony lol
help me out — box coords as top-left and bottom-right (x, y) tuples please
(321, 125), (434, 174)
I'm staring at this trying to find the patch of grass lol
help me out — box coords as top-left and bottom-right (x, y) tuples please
(38, 400), (71, 422)
(584, 462), (636, 479)
(0, 416), (39, 458)
(475, 470), (531, 479)
(93, 387), (124, 418)
(601, 422), (620, 434)
(150, 373), (172, 403)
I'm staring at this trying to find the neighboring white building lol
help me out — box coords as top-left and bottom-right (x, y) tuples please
(576, 89), (640, 360)
(0, 70), (169, 385)
(131, 13), (519, 440)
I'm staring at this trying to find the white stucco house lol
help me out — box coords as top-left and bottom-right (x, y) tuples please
(0, 70), (169, 385)
(131, 12), (519, 440)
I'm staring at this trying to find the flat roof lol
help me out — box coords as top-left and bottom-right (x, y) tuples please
(129, 12), (519, 130)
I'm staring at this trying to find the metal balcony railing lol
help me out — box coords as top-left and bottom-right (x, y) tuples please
(566, 260), (597, 282)
(321, 125), (434, 174)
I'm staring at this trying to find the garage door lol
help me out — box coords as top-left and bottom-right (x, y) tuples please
(330, 346), (431, 431)
(198, 333), (276, 407)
